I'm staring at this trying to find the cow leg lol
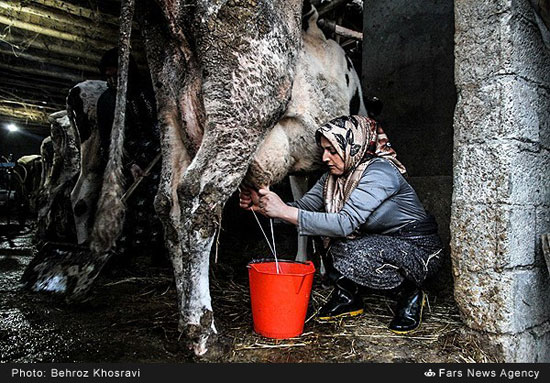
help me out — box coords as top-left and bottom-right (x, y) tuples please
(71, 173), (102, 244)
(141, 0), (303, 355)
(289, 174), (309, 261)
(139, 1), (215, 356)
(154, 119), (196, 348)
(174, 129), (270, 355)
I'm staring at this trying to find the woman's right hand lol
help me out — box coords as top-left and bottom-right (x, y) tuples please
(239, 187), (260, 211)
(239, 186), (298, 225)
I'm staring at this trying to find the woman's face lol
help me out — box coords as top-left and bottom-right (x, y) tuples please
(320, 136), (345, 176)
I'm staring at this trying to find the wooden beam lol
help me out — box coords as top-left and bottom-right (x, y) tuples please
(0, 11), (118, 47)
(0, 15), (114, 51)
(0, 52), (92, 81)
(0, 67), (75, 89)
(317, 18), (363, 41)
(0, 33), (149, 73)
(0, 76), (69, 96)
(29, 0), (121, 26)
(0, 32), (149, 71)
(0, 110), (64, 123)
(0, 84), (66, 102)
(0, 1), (120, 33)
(1, 99), (58, 112)
(0, 18), (148, 63)
(0, 104), (50, 122)
(0, 61), (86, 82)
(0, 31), (104, 62)
(0, 46), (98, 73)
(0, 87), (66, 111)
(0, 1), (145, 48)
(1, 35), (103, 61)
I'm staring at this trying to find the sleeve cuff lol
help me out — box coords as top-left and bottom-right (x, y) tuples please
(297, 209), (306, 236)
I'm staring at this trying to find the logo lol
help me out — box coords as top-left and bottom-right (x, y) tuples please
(424, 369), (436, 378)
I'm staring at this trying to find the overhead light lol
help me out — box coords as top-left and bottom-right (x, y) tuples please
(7, 123), (19, 132)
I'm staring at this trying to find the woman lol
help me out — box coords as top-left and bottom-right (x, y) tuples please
(239, 115), (443, 334)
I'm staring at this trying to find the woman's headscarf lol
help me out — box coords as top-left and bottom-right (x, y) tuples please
(315, 115), (406, 215)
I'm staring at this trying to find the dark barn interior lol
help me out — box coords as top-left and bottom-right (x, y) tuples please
(0, 0), (144, 159)
(3, 0), (547, 364)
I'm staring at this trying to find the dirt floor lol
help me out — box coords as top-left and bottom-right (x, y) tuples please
(0, 216), (498, 363)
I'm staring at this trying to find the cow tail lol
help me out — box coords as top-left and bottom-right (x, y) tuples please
(90, 0), (135, 254)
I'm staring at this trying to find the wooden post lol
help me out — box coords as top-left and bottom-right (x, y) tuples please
(90, 0), (135, 255)
(317, 18), (363, 41)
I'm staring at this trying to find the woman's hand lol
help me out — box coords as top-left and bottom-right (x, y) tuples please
(257, 189), (298, 226)
(239, 186), (261, 211)
(257, 188), (287, 218)
(240, 187), (298, 226)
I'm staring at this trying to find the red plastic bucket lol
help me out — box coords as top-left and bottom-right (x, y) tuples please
(248, 260), (315, 339)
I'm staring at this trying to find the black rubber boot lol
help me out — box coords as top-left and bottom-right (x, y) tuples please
(388, 282), (426, 334)
(317, 275), (364, 321)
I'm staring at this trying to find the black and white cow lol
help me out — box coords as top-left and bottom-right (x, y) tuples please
(12, 154), (42, 216)
(67, 80), (108, 244)
(39, 136), (54, 192)
(35, 110), (81, 242)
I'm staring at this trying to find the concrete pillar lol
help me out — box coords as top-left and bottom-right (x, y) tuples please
(452, 0), (550, 362)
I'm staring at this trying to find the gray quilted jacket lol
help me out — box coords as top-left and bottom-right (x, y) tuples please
(288, 158), (427, 237)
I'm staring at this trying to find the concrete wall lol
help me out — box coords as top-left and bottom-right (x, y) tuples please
(362, 0), (456, 291)
(452, 0), (550, 362)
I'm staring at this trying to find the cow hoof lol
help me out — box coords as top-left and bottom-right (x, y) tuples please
(191, 333), (231, 361)
(192, 335), (210, 356)
(181, 313), (219, 357)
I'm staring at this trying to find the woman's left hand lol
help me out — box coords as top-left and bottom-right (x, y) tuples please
(258, 188), (288, 218)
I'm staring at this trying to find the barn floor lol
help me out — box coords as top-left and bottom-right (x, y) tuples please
(0, 217), (496, 363)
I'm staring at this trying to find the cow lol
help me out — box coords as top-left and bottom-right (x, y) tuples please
(67, 76), (166, 259)
(95, 0), (366, 355)
(137, 0), (303, 355)
(90, 0), (305, 355)
(35, 110), (81, 242)
(35, 79), (106, 244)
(36, 136), (54, 232)
(67, 80), (108, 244)
(39, 136), (53, 192)
(13, 154), (42, 211)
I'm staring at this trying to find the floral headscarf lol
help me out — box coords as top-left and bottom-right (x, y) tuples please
(315, 115), (406, 215)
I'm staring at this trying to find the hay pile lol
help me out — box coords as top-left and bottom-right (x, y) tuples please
(207, 264), (494, 363)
